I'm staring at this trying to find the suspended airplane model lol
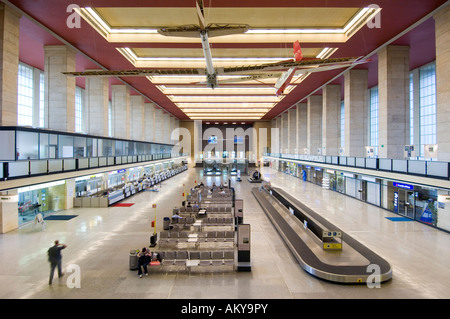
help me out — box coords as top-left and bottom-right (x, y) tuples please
(64, 0), (370, 96)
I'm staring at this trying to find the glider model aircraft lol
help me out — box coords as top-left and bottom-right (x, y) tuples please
(64, 0), (370, 96)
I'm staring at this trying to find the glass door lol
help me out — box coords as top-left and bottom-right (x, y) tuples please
(405, 191), (415, 218)
(398, 190), (415, 218)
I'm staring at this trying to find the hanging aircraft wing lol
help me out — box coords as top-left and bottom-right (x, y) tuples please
(63, 57), (369, 79)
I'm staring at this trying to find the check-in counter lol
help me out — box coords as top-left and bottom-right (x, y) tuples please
(90, 196), (107, 207)
(108, 189), (125, 205)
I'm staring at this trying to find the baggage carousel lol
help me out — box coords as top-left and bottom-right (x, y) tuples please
(252, 186), (392, 284)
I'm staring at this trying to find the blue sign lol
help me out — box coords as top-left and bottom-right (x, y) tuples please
(117, 169), (126, 173)
(393, 182), (414, 190)
(420, 205), (433, 225)
(393, 192), (398, 213)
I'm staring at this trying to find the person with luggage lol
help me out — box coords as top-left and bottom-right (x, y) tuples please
(137, 247), (151, 278)
(47, 240), (67, 285)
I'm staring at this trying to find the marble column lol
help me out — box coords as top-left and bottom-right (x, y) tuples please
(111, 85), (130, 140)
(0, 4), (20, 126)
(296, 102), (307, 154)
(144, 102), (155, 142)
(130, 95), (145, 141)
(163, 112), (170, 144)
(378, 46), (410, 159)
(288, 108), (297, 154)
(85, 73), (109, 136)
(344, 69), (368, 157)
(275, 116), (282, 154)
(0, 190), (18, 234)
(154, 108), (163, 142)
(44, 45), (76, 132)
(322, 85), (341, 156)
(307, 95), (323, 155)
(434, 5), (450, 161)
(271, 118), (280, 154)
(281, 112), (289, 153)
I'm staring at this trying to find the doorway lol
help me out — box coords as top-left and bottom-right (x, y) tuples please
(398, 190), (415, 218)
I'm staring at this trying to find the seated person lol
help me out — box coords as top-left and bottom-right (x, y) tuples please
(172, 212), (182, 219)
(186, 201), (192, 208)
(192, 202), (199, 210)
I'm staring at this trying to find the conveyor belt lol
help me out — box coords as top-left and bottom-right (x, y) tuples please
(252, 187), (392, 284)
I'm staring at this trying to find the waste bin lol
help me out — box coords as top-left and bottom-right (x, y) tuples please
(163, 217), (170, 230)
(129, 249), (139, 270)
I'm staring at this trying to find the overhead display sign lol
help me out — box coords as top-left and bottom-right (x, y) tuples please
(393, 182), (414, 190)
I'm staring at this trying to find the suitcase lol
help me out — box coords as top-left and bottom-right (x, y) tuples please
(129, 250), (139, 270)
(150, 233), (158, 247)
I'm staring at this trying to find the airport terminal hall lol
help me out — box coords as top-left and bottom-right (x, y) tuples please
(1, 0), (450, 308)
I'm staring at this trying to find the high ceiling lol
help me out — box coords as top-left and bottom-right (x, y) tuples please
(6, 0), (449, 123)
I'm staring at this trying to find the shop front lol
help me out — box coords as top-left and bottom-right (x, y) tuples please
(18, 180), (66, 225)
(387, 181), (439, 225)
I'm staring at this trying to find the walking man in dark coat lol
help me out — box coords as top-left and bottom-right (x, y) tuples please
(47, 240), (67, 285)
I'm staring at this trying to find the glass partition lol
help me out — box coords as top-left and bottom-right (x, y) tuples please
(74, 136), (86, 158)
(49, 134), (58, 159)
(58, 135), (74, 158)
(39, 133), (49, 159)
(17, 130), (39, 160)
(115, 140), (124, 156)
(86, 138), (97, 157)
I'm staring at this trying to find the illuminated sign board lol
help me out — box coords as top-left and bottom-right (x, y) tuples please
(393, 182), (414, 190)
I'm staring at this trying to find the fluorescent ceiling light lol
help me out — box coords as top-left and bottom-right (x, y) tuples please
(190, 116), (262, 120)
(176, 102), (276, 108)
(82, 8), (158, 34)
(185, 112), (266, 116)
(182, 108), (271, 113)
(315, 47), (338, 59)
(246, 7), (372, 35)
(159, 86), (277, 93)
(169, 95), (282, 102)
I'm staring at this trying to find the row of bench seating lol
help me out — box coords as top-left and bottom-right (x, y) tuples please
(160, 231), (235, 243)
(159, 250), (234, 266)
(172, 217), (233, 225)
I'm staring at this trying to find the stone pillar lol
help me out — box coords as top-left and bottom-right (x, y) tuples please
(85, 73), (109, 136)
(253, 121), (271, 161)
(0, 4), (20, 126)
(275, 116), (282, 154)
(288, 108), (297, 154)
(0, 190), (18, 233)
(281, 112), (289, 153)
(144, 102), (155, 142)
(163, 112), (170, 144)
(322, 85), (341, 156)
(296, 102), (307, 154)
(154, 108), (163, 142)
(344, 69), (368, 157)
(171, 119), (180, 144)
(434, 6), (450, 161)
(111, 85), (130, 139)
(271, 118), (280, 154)
(378, 46), (410, 159)
(307, 95), (323, 155)
(130, 95), (145, 141)
(44, 45), (76, 132)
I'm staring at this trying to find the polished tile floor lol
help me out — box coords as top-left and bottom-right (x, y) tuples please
(1, 167), (449, 299)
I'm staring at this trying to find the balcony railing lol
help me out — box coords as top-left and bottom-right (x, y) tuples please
(263, 153), (450, 180)
(0, 126), (186, 181)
